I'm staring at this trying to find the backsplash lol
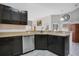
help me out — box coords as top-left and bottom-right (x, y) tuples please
(0, 24), (26, 32)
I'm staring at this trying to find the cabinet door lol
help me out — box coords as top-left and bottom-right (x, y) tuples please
(35, 35), (48, 50)
(35, 35), (41, 49)
(48, 35), (56, 52)
(12, 36), (22, 56)
(55, 36), (64, 56)
(48, 35), (66, 56)
(0, 4), (4, 23)
(2, 6), (12, 23)
(11, 10), (20, 20)
(0, 36), (22, 56)
(40, 35), (48, 49)
(20, 11), (27, 21)
(19, 11), (27, 25)
(0, 38), (12, 56)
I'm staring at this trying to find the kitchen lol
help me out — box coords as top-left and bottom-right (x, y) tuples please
(0, 3), (79, 56)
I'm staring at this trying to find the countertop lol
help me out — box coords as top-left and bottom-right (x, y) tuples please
(0, 31), (70, 38)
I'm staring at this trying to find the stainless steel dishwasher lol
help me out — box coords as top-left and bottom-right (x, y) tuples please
(22, 35), (35, 53)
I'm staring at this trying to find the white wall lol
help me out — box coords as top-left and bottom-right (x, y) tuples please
(51, 15), (62, 31)
(32, 16), (52, 31)
(68, 8), (79, 23)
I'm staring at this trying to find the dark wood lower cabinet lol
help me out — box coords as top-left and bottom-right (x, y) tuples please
(48, 35), (57, 54)
(48, 35), (69, 56)
(0, 36), (22, 56)
(0, 34), (69, 56)
(35, 35), (48, 50)
(11, 36), (22, 56)
(35, 35), (69, 56)
(0, 38), (12, 56)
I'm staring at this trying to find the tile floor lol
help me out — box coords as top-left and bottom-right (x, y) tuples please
(21, 50), (57, 56)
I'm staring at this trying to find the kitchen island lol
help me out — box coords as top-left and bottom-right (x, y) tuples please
(0, 31), (70, 56)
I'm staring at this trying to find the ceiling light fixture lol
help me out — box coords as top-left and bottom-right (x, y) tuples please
(60, 17), (64, 21)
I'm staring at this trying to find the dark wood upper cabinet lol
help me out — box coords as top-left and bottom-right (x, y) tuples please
(2, 5), (12, 21)
(69, 24), (79, 42)
(19, 11), (27, 21)
(0, 4), (4, 23)
(0, 4), (28, 25)
(11, 9), (20, 21)
(19, 11), (27, 25)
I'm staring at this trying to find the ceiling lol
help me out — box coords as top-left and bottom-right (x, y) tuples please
(1, 3), (79, 21)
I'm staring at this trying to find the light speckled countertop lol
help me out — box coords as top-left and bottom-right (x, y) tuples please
(0, 31), (70, 38)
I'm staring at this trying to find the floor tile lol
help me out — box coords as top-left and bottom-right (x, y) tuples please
(21, 50), (57, 56)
